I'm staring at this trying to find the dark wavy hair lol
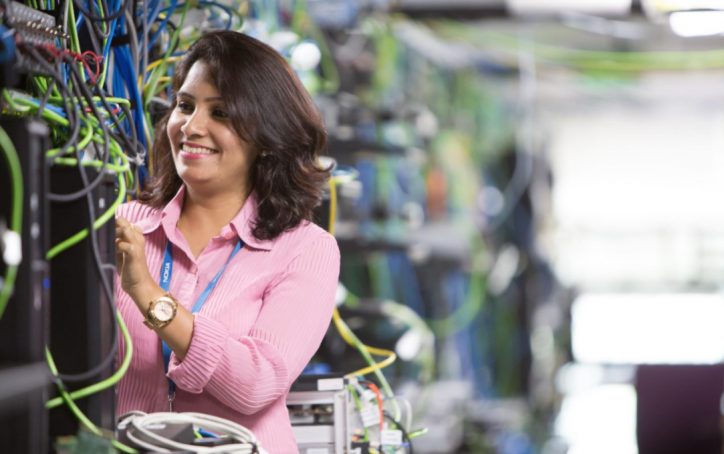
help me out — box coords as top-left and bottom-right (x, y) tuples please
(139, 30), (329, 240)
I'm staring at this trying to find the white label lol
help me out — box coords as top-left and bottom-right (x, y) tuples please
(317, 377), (344, 391)
(381, 429), (403, 446)
(361, 389), (376, 403)
(306, 449), (330, 454)
(360, 405), (380, 428)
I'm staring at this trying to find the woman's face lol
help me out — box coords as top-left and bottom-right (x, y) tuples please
(167, 60), (257, 197)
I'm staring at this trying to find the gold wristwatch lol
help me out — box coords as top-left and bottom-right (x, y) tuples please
(143, 294), (178, 329)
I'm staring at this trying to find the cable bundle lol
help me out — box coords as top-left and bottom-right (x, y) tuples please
(117, 411), (267, 454)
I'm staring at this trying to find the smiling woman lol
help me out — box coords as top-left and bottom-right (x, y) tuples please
(167, 60), (256, 208)
(114, 31), (340, 453)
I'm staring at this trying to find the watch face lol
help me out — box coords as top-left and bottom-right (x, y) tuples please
(153, 300), (174, 322)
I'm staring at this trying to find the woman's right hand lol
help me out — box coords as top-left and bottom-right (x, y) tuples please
(115, 217), (155, 302)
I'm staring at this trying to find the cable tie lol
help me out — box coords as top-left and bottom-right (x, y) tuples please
(110, 34), (131, 47)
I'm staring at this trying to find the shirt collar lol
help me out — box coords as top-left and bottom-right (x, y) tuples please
(135, 186), (274, 251)
(228, 191), (274, 251)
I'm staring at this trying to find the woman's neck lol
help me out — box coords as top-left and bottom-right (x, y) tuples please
(178, 186), (248, 256)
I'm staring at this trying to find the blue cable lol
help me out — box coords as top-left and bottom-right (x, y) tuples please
(114, 45), (146, 149)
(0, 26), (16, 64)
(147, 0), (178, 49)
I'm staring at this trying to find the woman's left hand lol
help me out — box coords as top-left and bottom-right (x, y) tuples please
(115, 217), (155, 302)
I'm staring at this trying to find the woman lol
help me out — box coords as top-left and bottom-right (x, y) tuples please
(114, 30), (340, 453)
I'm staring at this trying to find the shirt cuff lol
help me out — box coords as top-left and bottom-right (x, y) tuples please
(166, 314), (228, 393)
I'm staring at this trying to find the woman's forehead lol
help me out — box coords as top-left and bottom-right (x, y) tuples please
(178, 61), (219, 95)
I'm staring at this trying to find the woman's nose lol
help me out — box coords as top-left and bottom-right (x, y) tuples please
(180, 111), (207, 136)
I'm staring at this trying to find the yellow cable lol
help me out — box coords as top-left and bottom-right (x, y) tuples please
(138, 56), (183, 90)
(332, 307), (397, 378)
(328, 175), (338, 235)
(327, 175), (396, 377)
(327, 173), (401, 419)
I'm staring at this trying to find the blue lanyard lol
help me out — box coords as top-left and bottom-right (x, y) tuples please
(159, 239), (243, 401)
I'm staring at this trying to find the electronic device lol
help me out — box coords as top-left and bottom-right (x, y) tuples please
(287, 374), (352, 454)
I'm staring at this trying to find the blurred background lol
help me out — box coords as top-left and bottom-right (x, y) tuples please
(1, 0), (723, 453)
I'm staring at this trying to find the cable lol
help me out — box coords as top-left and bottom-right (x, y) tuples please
(118, 412), (267, 453)
(361, 380), (385, 432)
(0, 125), (22, 320)
(331, 307), (401, 425)
(73, 0), (129, 22)
(327, 171), (401, 420)
(54, 125), (119, 382)
(332, 307), (397, 378)
(383, 412), (413, 454)
(46, 346), (138, 453)
(45, 138), (128, 260)
(328, 174), (337, 235)
(46, 307), (133, 408)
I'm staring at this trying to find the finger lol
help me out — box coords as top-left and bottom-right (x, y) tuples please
(115, 242), (134, 255)
(117, 225), (135, 241)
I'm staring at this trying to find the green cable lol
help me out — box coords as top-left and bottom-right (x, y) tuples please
(46, 167), (126, 260)
(409, 427), (428, 439)
(46, 123), (94, 159)
(66, 0), (85, 78)
(2, 89), (30, 112)
(53, 157), (129, 173)
(347, 383), (370, 442)
(428, 238), (487, 338)
(30, 73), (49, 97)
(8, 94), (70, 127)
(46, 343), (138, 453)
(379, 300), (435, 384)
(143, 0), (191, 104)
(46, 309), (133, 408)
(51, 129), (132, 170)
(335, 310), (401, 421)
(0, 126), (22, 320)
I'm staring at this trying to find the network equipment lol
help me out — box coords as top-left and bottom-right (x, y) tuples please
(288, 374), (415, 454)
(288, 374), (352, 454)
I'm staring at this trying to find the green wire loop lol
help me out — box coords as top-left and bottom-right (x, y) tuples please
(0, 125), (23, 320)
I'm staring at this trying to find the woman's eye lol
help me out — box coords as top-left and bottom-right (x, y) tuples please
(177, 101), (193, 112)
(213, 109), (229, 119)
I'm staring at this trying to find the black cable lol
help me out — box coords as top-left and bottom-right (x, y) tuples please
(58, 132), (118, 382)
(82, 11), (106, 56)
(19, 42), (120, 382)
(383, 411), (414, 454)
(47, 57), (112, 202)
(33, 78), (57, 122)
(18, 44), (83, 160)
(48, 53), (120, 382)
(119, 100), (144, 163)
(91, 83), (145, 163)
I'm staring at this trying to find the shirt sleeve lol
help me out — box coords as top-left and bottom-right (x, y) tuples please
(166, 232), (340, 414)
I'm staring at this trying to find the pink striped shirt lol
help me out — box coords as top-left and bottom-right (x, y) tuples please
(114, 186), (340, 453)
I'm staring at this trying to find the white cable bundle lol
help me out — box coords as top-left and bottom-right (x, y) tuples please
(118, 411), (268, 454)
